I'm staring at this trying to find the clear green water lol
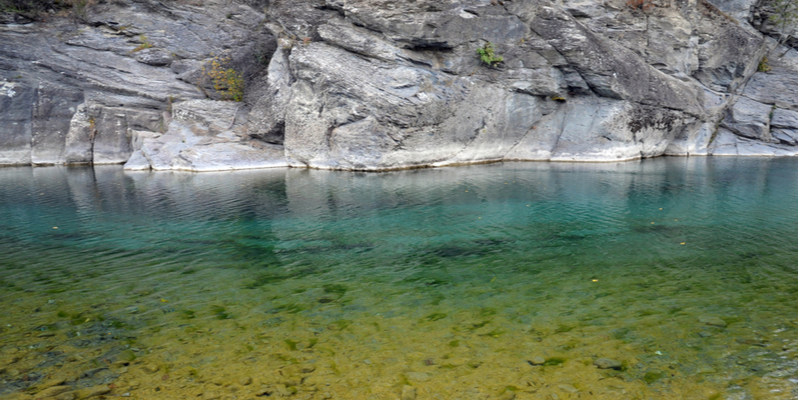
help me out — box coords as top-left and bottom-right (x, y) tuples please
(0, 157), (796, 400)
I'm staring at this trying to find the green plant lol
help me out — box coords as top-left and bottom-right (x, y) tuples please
(768, 0), (798, 44)
(757, 56), (772, 72)
(131, 35), (153, 53)
(0, 0), (93, 19)
(476, 42), (503, 67)
(202, 56), (245, 102)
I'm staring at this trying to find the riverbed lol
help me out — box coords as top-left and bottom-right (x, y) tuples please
(0, 157), (796, 399)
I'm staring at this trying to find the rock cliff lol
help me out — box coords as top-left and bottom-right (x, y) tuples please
(0, 0), (796, 171)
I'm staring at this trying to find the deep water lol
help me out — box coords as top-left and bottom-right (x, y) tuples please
(0, 157), (796, 399)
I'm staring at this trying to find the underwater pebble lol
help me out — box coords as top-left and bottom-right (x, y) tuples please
(202, 391), (221, 400)
(698, 316), (727, 327)
(594, 358), (622, 369)
(405, 372), (431, 382)
(73, 384), (111, 399)
(35, 385), (71, 397)
(499, 392), (516, 400)
(54, 393), (76, 400)
(558, 384), (579, 393)
(698, 331), (713, 338)
(300, 365), (315, 373)
(528, 356), (546, 365)
(141, 364), (159, 374)
(239, 376), (252, 386)
(34, 378), (66, 391)
(401, 385), (416, 400)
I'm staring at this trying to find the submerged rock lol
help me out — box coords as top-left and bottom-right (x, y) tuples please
(593, 358), (623, 369)
(698, 316), (728, 327)
(528, 356), (546, 365)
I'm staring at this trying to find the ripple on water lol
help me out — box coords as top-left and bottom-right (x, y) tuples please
(0, 158), (796, 399)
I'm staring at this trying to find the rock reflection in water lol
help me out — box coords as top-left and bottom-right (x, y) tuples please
(0, 157), (796, 400)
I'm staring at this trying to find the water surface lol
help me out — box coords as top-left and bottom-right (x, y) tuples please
(0, 157), (796, 399)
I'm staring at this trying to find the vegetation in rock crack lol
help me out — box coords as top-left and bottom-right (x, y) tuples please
(757, 56), (772, 72)
(131, 35), (153, 53)
(476, 42), (503, 67)
(203, 56), (245, 102)
(0, 0), (94, 18)
(768, 0), (798, 44)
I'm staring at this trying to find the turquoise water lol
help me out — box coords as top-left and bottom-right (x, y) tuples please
(0, 157), (796, 399)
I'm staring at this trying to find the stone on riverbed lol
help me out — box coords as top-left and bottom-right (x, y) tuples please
(528, 356), (546, 365)
(401, 385), (416, 400)
(698, 316), (727, 327)
(593, 358), (623, 369)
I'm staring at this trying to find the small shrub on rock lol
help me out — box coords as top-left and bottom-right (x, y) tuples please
(477, 42), (503, 67)
(202, 56), (245, 102)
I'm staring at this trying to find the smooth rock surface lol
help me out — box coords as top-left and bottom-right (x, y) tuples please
(0, 0), (796, 170)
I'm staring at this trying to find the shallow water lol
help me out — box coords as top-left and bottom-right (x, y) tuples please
(0, 157), (796, 400)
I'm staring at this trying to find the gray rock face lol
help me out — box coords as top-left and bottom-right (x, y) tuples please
(0, 80), (35, 165)
(0, 0), (796, 170)
(125, 100), (287, 172)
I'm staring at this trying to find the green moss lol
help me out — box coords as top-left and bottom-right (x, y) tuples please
(210, 305), (232, 320)
(273, 303), (306, 314)
(244, 274), (285, 289)
(643, 369), (665, 384)
(555, 324), (575, 333)
(422, 313), (447, 322)
(479, 308), (497, 317)
(120, 350), (137, 362)
(469, 320), (492, 330)
(317, 347), (336, 356)
(329, 320), (350, 330)
(479, 328), (506, 338)
(109, 320), (128, 329)
(284, 339), (299, 351)
(274, 354), (299, 364)
(448, 340), (460, 347)
(559, 340), (579, 350)
(323, 283), (347, 297)
(611, 327), (631, 340)
(544, 357), (567, 366)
